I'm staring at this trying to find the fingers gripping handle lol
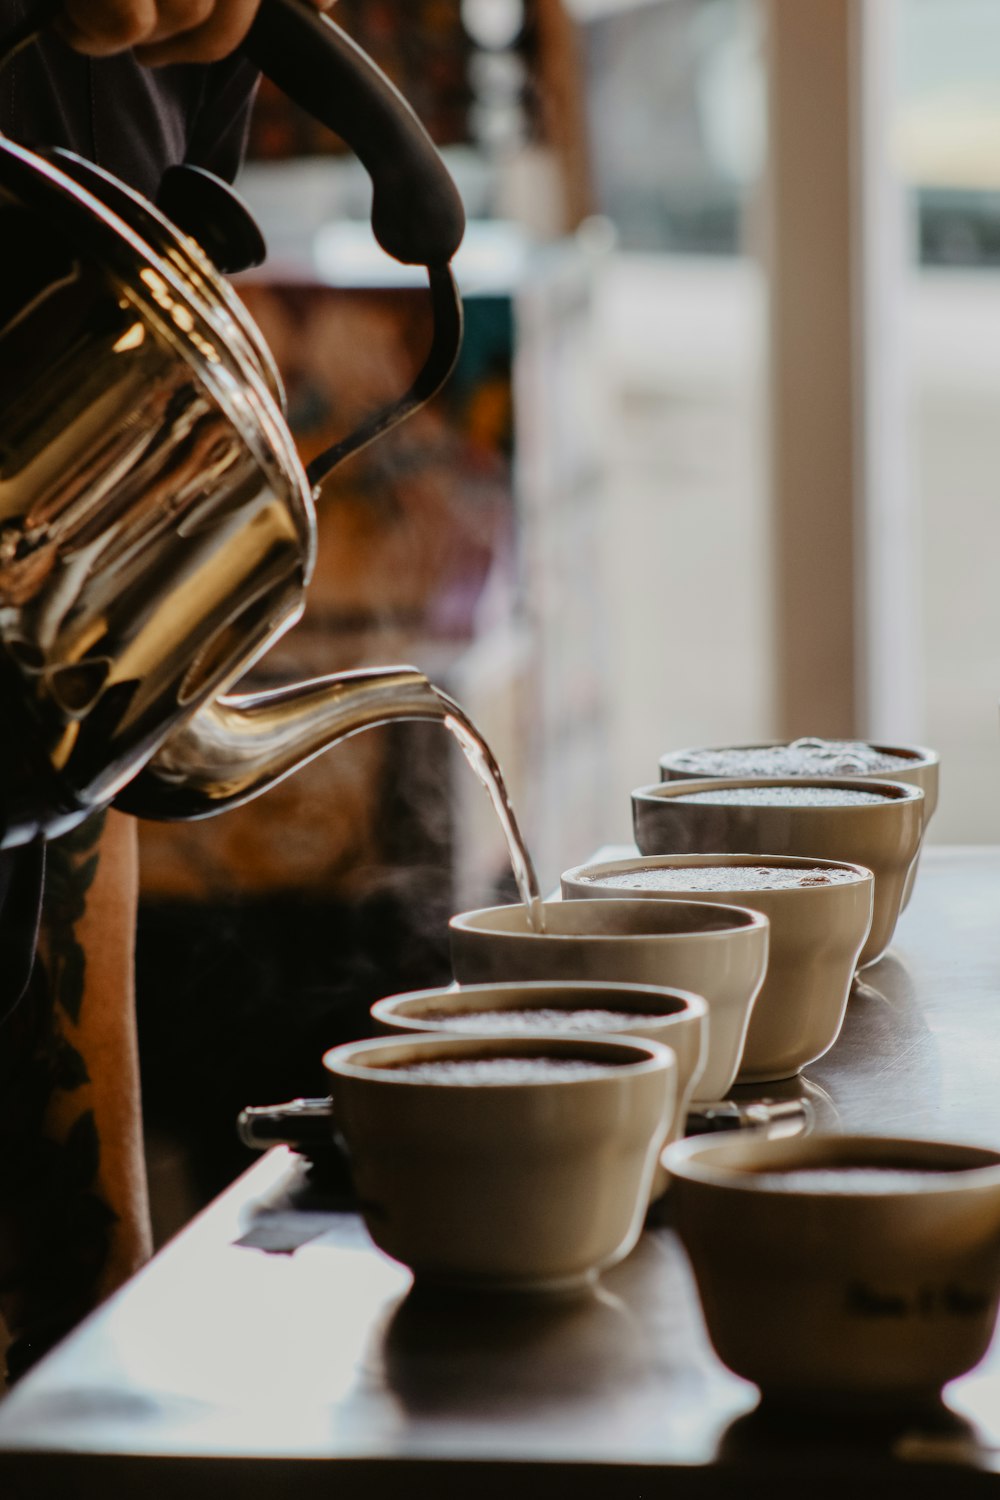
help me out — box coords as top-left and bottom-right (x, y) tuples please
(244, 0), (466, 268)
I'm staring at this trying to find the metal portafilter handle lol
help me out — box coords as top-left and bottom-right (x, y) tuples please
(237, 1098), (335, 1152)
(237, 1099), (357, 1196)
(237, 1094), (815, 1156)
(685, 1098), (814, 1139)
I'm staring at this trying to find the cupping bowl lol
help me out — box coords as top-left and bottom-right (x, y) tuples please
(448, 899), (768, 1102)
(658, 740), (939, 908)
(370, 979), (708, 1197)
(631, 777), (923, 968)
(323, 1031), (676, 1291)
(664, 1132), (1000, 1411)
(560, 854), (873, 1083)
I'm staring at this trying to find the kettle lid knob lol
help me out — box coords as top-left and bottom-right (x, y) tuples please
(156, 164), (267, 274)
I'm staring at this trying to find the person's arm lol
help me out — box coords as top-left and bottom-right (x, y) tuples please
(0, 0), (336, 1386)
(0, 812), (150, 1381)
(56, 0), (334, 66)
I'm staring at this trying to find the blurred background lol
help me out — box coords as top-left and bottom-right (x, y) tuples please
(136, 0), (1000, 1237)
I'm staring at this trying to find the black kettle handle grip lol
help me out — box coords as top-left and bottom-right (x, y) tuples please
(244, 0), (466, 269)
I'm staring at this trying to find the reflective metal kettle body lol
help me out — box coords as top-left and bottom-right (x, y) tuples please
(0, 0), (466, 849)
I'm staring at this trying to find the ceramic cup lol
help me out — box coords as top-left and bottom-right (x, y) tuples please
(448, 898), (768, 1103)
(370, 979), (709, 1197)
(560, 854), (873, 1083)
(658, 739), (939, 909)
(663, 1131), (1000, 1411)
(324, 1031), (676, 1291)
(631, 776), (923, 968)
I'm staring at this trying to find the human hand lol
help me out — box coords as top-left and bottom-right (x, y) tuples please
(56, 0), (336, 66)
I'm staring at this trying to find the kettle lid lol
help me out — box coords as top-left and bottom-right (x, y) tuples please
(47, 147), (286, 407)
(0, 134), (313, 532)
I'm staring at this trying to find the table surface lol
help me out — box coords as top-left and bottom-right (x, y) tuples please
(4, 846), (1000, 1498)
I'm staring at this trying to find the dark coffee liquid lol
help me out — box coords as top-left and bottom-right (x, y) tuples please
(434, 688), (544, 931)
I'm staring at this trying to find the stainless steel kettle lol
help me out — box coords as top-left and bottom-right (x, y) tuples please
(0, 0), (468, 849)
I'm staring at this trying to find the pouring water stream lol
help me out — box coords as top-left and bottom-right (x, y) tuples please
(115, 668), (546, 931)
(434, 689), (545, 932)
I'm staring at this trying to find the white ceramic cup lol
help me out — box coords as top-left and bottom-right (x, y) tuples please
(560, 854), (873, 1083)
(664, 1131), (1000, 1411)
(657, 739), (939, 909)
(449, 898), (768, 1103)
(631, 776), (923, 967)
(370, 979), (708, 1197)
(324, 1031), (676, 1291)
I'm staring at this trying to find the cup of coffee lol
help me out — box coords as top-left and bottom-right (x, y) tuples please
(560, 854), (873, 1083)
(324, 1031), (676, 1290)
(664, 1131), (1000, 1411)
(631, 777), (923, 967)
(370, 978), (708, 1194)
(657, 738), (939, 908)
(448, 898), (768, 1102)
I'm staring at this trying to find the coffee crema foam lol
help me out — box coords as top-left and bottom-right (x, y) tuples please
(417, 1007), (672, 1032)
(675, 786), (889, 808)
(748, 1166), (962, 1194)
(381, 1056), (622, 1084)
(670, 738), (915, 779)
(578, 865), (856, 892)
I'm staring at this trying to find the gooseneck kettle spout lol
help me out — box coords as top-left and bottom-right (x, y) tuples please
(0, 0), (468, 849)
(116, 667), (453, 822)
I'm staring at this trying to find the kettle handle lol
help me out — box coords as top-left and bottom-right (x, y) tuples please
(244, 0), (466, 269)
(0, 0), (466, 271)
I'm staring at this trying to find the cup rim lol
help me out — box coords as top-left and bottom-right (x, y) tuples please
(663, 1131), (1000, 1196)
(658, 740), (940, 774)
(561, 852), (875, 895)
(449, 897), (769, 941)
(632, 776), (926, 812)
(324, 1029), (677, 1089)
(371, 980), (710, 1035)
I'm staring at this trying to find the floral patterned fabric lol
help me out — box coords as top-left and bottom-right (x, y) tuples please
(0, 6), (259, 1382)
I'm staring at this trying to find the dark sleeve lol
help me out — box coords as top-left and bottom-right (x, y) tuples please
(183, 53), (261, 185)
(0, 5), (258, 196)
